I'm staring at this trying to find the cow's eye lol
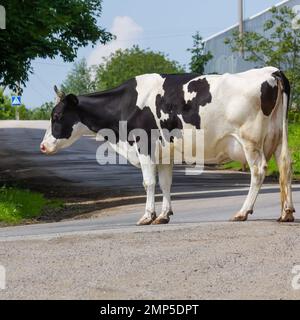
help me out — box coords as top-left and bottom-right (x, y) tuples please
(53, 113), (62, 121)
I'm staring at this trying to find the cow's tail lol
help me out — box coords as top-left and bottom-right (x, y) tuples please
(273, 70), (290, 161)
(273, 70), (293, 212)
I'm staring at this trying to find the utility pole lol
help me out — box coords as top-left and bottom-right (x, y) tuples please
(238, 0), (244, 57)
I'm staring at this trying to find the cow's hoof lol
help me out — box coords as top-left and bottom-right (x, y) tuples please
(277, 209), (295, 223)
(152, 217), (170, 225)
(230, 210), (253, 222)
(136, 213), (156, 226)
(152, 211), (173, 225)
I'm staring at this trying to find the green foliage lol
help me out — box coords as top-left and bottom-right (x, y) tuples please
(61, 58), (96, 95)
(0, 0), (113, 92)
(95, 45), (185, 90)
(225, 6), (300, 110)
(27, 102), (54, 120)
(0, 187), (47, 224)
(288, 110), (300, 123)
(0, 88), (15, 119)
(187, 31), (213, 74)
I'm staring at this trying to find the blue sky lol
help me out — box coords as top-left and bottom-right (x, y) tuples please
(22, 0), (284, 108)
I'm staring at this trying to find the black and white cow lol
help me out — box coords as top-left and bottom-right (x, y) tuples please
(41, 66), (295, 225)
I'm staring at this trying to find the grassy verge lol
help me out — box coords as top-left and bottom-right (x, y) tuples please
(222, 123), (300, 179)
(0, 186), (62, 224)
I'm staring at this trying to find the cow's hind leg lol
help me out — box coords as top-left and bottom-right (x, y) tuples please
(136, 156), (157, 226)
(274, 144), (295, 222)
(152, 164), (173, 225)
(231, 143), (267, 221)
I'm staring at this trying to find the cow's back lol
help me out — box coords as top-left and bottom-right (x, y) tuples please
(127, 67), (282, 164)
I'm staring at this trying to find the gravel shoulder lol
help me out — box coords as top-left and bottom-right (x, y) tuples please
(1, 220), (300, 300)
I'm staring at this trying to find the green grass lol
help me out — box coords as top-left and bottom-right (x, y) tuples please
(0, 187), (61, 224)
(222, 123), (300, 179)
(289, 123), (300, 177)
(222, 161), (243, 171)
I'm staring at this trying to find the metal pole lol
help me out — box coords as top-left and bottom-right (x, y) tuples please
(15, 82), (20, 120)
(239, 0), (244, 56)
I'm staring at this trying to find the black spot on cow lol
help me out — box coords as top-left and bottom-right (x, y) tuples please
(156, 74), (212, 134)
(260, 80), (278, 116)
(126, 104), (159, 155)
(187, 78), (212, 108)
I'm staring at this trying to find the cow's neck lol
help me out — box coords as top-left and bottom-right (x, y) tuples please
(77, 90), (124, 134)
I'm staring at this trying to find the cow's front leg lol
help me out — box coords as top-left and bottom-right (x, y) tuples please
(136, 156), (157, 226)
(153, 164), (173, 225)
(231, 144), (267, 222)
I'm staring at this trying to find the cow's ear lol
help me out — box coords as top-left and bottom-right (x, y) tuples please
(54, 85), (65, 100)
(65, 94), (79, 107)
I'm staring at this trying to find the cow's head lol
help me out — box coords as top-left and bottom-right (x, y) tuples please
(40, 86), (86, 154)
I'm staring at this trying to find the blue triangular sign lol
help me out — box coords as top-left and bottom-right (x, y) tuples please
(11, 96), (21, 106)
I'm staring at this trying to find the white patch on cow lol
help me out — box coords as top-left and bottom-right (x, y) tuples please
(135, 74), (165, 110)
(177, 114), (185, 126)
(267, 77), (277, 88)
(160, 110), (169, 121)
(182, 77), (201, 103)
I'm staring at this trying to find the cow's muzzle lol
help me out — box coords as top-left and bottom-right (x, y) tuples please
(40, 143), (47, 153)
(40, 143), (56, 154)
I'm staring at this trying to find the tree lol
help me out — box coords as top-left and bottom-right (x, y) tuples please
(61, 58), (96, 95)
(0, 0), (113, 92)
(28, 102), (54, 120)
(225, 6), (300, 109)
(187, 31), (213, 74)
(95, 45), (185, 90)
(0, 89), (14, 119)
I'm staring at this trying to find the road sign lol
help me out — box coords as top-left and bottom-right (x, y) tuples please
(11, 96), (21, 106)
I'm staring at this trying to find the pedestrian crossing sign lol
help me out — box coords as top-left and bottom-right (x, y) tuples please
(11, 96), (21, 106)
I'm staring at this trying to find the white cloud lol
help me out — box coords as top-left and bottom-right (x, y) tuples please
(87, 16), (143, 66)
